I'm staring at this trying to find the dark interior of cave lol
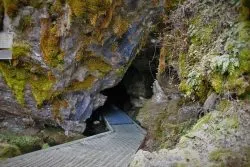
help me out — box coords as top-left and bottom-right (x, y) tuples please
(84, 37), (160, 135)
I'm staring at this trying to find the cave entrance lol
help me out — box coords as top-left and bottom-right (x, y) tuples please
(84, 32), (160, 135)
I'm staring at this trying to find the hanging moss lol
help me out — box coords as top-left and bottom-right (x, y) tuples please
(0, 63), (27, 105)
(40, 19), (64, 67)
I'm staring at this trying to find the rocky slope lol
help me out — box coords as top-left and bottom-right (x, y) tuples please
(130, 0), (250, 166)
(0, 0), (162, 133)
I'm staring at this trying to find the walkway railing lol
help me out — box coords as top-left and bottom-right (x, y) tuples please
(0, 106), (146, 167)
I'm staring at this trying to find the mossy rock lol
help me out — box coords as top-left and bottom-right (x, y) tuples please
(17, 15), (33, 32)
(0, 143), (21, 160)
(40, 19), (64, 67)
(0, 132), (43, 154)
(84, 57), (112, 74)
(12, 42), (31, 59)
(29, 74), (55, 106)
(66, 75), (96, 91)
(0, 62), (28, 105)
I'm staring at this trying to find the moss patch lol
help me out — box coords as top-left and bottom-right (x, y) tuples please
(84, 57), (112, 74)
(12, 42), (31, 59)
(29, 74), (55, 107)
(0, 132), (43, 154)
(17, 15), (33, 32)
(0, 143), (21, 160)
(40, 18), (64, 67)
(0, 63), (28, 105)
(67, 75), (96, 91)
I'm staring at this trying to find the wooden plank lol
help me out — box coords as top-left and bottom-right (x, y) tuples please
(0, 32), (13, 49)
(0, 50), (12, 59)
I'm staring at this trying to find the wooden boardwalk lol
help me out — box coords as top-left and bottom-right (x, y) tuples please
(0, 106), (146, 167)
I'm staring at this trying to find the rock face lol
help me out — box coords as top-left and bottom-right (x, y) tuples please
(130, 102), (250, 167)
(0, 0), (162, 133)
(130, 0), (250, 166)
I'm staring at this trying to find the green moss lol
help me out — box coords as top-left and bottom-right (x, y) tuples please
(179, 53), (188, 79)
(84, 57), (112, 74)
(67, 75), (96, 91)
(225, 73), (248, 95)
(50, 0), (64, 14)
(12, 42), (31, 59)
(216, 100), (232, 112)
(192, 113), (212, 131)
(67, 0), (113, 17)
(221, 114), (239, 129)
(0, 63), (27, 105)
(113, 16), (129, 37)
(17, 15), (33, 32)
(51, 98), (68, 120)
(0, 143), (21, 160)
(40, 19), (64, 67)
(240, 0), (250, 20)
(29, 74), (55, 107)
(210, 73), (224, 94)
(190, 18), (216, 46)
(209, 148), (233, 163)
(239, 49), (250, 72)
(0, 132), (43, 154)
(42, 143), (50, 149)
(3, 0), (19, 18)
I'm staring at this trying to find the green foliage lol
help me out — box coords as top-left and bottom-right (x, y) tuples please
(209, 148), (233, 164)
(181, 14), (250, 99)
(0, 132), (43, 153)
(0, 143), (21, 160)
(42, 143), (50, 149)
(12, 42), (31, 59)
(17, 15), (33, 32)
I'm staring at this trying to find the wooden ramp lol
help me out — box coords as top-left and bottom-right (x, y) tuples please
(0, 106), (146, 167)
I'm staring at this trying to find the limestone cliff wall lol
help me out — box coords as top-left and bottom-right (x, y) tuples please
(0, 0), (162, 133)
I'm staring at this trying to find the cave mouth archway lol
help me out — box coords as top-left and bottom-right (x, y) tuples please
(84, 32), (160, 135)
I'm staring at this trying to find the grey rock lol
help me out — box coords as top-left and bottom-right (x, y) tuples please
(203, 92), (218, 112)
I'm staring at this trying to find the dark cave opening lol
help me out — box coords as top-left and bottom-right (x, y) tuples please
(84, 32), (160, 136)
